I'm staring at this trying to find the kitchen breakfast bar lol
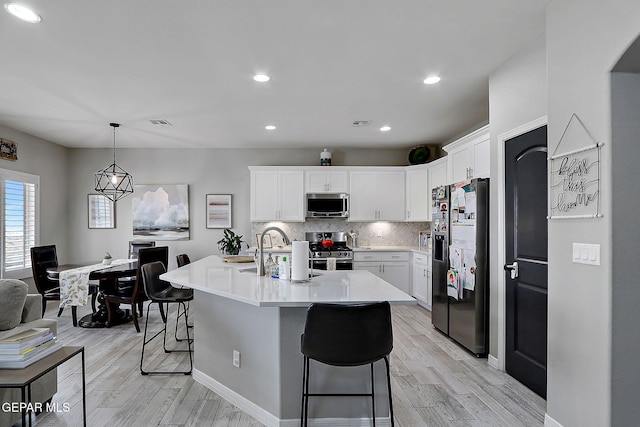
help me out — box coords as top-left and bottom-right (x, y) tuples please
(160, 255), (416, 427)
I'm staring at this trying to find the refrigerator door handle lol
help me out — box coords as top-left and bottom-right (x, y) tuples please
(504, 261), (519, 279)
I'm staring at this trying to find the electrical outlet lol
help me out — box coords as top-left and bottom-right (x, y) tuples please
(233, 350), (240, 368)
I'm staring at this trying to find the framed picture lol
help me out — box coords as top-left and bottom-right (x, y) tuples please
(206, 194), (232, 229)
(133, 184), (190, 240)
(88, 194), (115, 229)
(255, 233), (272, 249)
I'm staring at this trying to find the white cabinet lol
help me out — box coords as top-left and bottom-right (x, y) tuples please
(249, 168), (304, 222)
(349, 170), (405, 221)
(405, 166), (428, 222)
(412, 252), (432, 310)
(305, 170), (348, 193)
(353, 251), (410, 294)
(443, 124), (490, 183)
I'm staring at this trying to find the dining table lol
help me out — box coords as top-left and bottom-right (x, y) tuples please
(46, 261), (138, 328)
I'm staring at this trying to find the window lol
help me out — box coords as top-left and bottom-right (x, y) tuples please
(0, 168), (39, 279)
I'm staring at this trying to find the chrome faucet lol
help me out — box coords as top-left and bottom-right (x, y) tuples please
(258, 226), (291, 276)
(348, 230), (358, 248)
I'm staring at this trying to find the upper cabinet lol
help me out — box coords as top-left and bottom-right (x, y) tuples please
(405, 166), (428, 222)
(349, 169), (405, 221)
(305, 170), (348, 193)
(443, 124), (490, 183)
(250, 168), (304, 222)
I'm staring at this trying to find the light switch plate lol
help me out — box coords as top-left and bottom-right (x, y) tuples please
(572, 243), (600, 266)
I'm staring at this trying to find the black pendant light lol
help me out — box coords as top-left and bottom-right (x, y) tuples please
(94, 123), (134, 202)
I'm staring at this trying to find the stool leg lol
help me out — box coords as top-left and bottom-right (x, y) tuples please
(385, 356), (395, 427)
(371, 362), (376, 427)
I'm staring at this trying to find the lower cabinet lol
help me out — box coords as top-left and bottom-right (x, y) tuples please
(412, 252), (432, 310)
(353, 251), (410, 294)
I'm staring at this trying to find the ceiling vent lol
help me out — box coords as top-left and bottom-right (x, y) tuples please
(352, 120), (370, 127)
(149, 119), (172, 126)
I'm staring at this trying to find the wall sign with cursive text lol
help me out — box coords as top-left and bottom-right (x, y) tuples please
(549, 114), (603, 219)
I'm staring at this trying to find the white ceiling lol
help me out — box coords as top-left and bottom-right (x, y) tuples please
(0, 1), (547, 150)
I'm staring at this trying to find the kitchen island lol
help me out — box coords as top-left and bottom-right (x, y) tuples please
(161, 255), (415, 427)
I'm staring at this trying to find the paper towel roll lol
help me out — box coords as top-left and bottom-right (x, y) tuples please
(291, 241), (309, 282)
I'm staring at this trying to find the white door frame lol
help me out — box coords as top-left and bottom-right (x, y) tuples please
(494, 116), (548, 371)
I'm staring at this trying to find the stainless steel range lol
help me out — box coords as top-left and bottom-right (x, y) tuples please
(306, 231), (353, 270)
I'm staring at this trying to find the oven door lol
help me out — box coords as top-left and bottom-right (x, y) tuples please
(312, 259), (353, 270)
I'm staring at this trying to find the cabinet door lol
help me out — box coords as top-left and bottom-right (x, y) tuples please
(349, 172), (378, 221)
(278, 171), (304, 221)
(406, 168), (428, 221)
(377, 171), (405, 221)
(382, 262), (410, 294)
(305, 171), (328, 193)
(412, 263), (428, 302)
(449, 146), (473, 183)
(353, 262), (382, 278)
(251, 170), (279, 221)
(473, 138), (490, 178)
(326, 171), (348, 193)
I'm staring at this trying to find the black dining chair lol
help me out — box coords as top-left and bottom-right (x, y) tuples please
(104, 246), (167, 332)
(300, 302), (395, 427)
(140, 261), (193, 375)
(30, 245), (97, 327)
(117, 241), (156, 290)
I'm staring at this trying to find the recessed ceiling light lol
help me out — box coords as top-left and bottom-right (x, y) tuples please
(4, 3), (41, 23)
(253, 74), (270, 83)
(380, 126), (391, 132)
(423, 76), (441, 85)
(265, 125), (276, 130)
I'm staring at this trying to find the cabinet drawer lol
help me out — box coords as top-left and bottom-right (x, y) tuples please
(354, 252), (381, 262)
(379, 252), (410, 262)
(413, 253), (431, 265)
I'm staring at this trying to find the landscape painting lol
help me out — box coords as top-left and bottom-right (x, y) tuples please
(132, 184), (189, 240)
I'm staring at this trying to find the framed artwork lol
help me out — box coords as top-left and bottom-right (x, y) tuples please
(0, 138), (18, 161)
(206, 194), (232, 228)
(88, 194), (115, 229)
(255, 233), (272, 249)
(132, 184), (190, 240)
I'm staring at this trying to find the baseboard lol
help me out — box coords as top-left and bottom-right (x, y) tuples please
(193, 368), (280, 427)
(488, 354), (500, 370)
(544, 413), (563, 427)
(193, 368), (391, 427)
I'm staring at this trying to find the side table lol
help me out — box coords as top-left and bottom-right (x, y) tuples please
(0, 346), (86, 427)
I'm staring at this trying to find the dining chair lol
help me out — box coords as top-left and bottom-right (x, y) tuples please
(140, 261), (193, 375)
(104, 246), (167, 332)
(30, 245), (97, 327)
(300, 302), (394, 427)
(117, 241), (156, 290)
(174, 254), (193, 336)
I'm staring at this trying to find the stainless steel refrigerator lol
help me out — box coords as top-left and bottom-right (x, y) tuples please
(431, 178), (489, 356)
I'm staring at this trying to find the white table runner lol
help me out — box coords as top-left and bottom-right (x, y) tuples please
(59, 259), (133, 308)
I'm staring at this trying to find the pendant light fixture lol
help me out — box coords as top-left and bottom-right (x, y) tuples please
(94, 123), (134, 202)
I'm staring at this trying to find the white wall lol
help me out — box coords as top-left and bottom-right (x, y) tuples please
(67, 147), (408, 268)
(488, 35), (548, 358)
(546, 1), (640, 426)
(0, 125), (70, 280)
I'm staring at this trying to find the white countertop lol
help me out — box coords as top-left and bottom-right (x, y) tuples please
(160, 255), (416, 307)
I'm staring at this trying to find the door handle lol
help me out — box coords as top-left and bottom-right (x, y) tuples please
(504, 261), (518, 279)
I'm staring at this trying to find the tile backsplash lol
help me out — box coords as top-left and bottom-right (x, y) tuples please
(251, 219), (430, 248)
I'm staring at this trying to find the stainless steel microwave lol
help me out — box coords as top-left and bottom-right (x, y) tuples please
(306, 193), (349, 218)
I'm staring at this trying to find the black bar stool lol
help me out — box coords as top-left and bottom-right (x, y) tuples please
(300, 302), (395, 427)
(140, 261), (193, 375)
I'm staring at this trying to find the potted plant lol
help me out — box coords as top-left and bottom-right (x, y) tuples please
(103, 251), (113, 265)
(217, 228), (247, 255)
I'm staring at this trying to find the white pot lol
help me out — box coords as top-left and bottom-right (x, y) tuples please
(103, 258), (112, 265)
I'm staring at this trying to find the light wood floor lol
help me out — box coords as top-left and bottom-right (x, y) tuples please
(22, 302), (546, 426)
